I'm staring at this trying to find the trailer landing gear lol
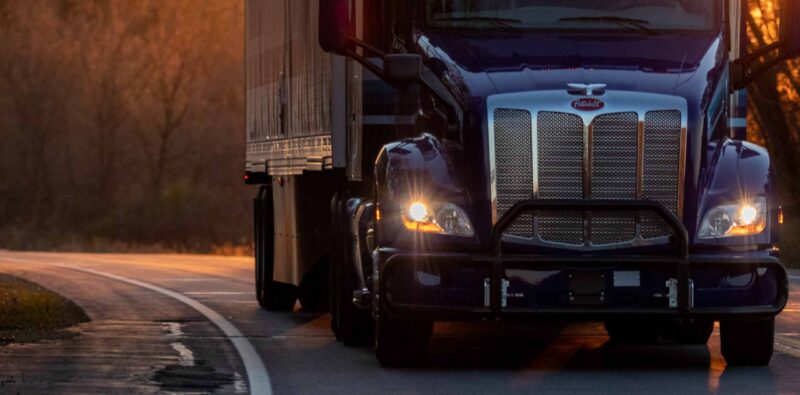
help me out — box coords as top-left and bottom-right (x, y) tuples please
(255, 185), (297, 311)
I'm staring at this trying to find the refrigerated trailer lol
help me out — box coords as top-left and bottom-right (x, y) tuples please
(246, 0), (800, 366)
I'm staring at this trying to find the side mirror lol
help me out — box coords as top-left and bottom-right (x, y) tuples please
(319, 0), (352, 54)
(384, 54), (422, 85)
(781, 0), (800, 58)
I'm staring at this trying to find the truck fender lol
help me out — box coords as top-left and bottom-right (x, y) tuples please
(697, 140), (777, 246)
(373, 134), (468, 246)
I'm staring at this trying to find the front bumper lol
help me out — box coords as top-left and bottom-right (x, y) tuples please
(378, 200), (789, 321)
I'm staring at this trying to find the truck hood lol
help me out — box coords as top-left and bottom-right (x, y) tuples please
(416, 31), (721, 97)
(413, 30), (729, 242)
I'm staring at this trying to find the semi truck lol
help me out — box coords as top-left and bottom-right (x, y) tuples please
(245, 0), (800, 366)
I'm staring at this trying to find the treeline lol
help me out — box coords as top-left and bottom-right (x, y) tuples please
(0, 0), (250, 252)
(0, 1), (798, 261)
(748, 1), (800, 265)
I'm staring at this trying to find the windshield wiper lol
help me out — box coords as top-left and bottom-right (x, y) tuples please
(558, 16), (658, 35)
(434, 16), (522, 31)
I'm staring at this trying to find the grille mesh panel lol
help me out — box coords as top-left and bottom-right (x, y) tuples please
(492, 106), (683, 247)
(494, 109), (534, 237)
(642, 110), (682, 239)
(590, 112), (638, 245)
(537, 112), (584, 245)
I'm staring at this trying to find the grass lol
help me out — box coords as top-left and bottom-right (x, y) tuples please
(0, 226), (254, 257)
(0, 274), (90, 344)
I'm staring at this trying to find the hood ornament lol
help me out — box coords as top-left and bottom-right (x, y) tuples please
(567, 83), (607, 96)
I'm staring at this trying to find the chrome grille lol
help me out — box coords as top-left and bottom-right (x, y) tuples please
(590, 112), (638, 245)
(494, 109), (533, 237)
(642, 110), (682, 239)
(537, 112), (584, 245)
(491, 93), (685, 250)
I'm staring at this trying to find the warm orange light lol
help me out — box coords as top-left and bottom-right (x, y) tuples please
(727, 222), (767, 236)
(402, 218), (443, 233)
(779, 206), (784, 225)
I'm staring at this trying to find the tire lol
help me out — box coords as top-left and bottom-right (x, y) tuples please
(604, 318), (661, 344)
(374, 310), (432, 367)
(669, 319), (714, 345)
(255, 185), (297, 311)
(329, 192), (373, 345)
(721, 317), (774, 366)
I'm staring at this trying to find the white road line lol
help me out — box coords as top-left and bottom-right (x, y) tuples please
(55, 265), (272, 395)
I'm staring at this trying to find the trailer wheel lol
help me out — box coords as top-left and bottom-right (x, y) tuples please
(255, 185), (297, 311)
(329, 192), (373, 345)
(374, 311), (432, 367)
(604, 318), (661, 344)
(721, 317), (774, 366)
(669, 319), (714, 345)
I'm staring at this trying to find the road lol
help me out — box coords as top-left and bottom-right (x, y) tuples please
(0, 251), (798, 394)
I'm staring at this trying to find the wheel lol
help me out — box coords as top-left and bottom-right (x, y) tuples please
(255, 185), (297, 311)
(668, 319), (714, 345)
(604, 318), (661, 344)
(721, 317), (774, 366)
(329, 191), (373, 345)
(374, 310), (432, 367)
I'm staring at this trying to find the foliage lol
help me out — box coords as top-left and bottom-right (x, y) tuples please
(0, 0), (251, 252)
(747, 0), (800, 267)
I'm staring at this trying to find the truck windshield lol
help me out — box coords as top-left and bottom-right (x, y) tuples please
(425, 0), (718, 33)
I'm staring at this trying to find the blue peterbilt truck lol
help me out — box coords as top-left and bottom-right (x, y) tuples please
(245, 0), (800, 366)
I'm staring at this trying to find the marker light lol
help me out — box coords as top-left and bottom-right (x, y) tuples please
(698, 196), (767, 239)
(403, 201), (474, 237)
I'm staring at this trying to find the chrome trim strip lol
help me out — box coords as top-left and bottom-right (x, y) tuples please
(677, 124), (688, 219)
(488, 109), (498, 224)
(583, 122), (593, 246)
(531, 112), (540, 198)
(636, 118), (645, 239)
(487, 90), (689, 251)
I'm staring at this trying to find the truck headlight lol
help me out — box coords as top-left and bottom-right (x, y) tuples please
(403, 201), (474, 237)
(698, 196), (767, 239)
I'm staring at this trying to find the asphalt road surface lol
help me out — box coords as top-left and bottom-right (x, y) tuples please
(1, 251), (799, 394)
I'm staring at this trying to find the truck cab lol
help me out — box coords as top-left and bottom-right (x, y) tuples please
(247, 0), (800, 367)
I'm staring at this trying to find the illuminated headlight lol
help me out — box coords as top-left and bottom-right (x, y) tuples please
(698, 196), (767, 239)
(403, 201), (474, 237)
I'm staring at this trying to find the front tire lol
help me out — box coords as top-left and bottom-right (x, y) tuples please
(374, 311), (432, 367)
(255, 185), (297, 311)
(720, 317), (775, 366)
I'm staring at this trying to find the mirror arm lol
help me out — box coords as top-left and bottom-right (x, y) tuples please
(731, 41), (787, 91)
(419, 67), (464, 140)
(339, 37), (389, 82)
(351, 37), (387, 58)
(342, 48), (386, 80)
(339, 39), (465, 140)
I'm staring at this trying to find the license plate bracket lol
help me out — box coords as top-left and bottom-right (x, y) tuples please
(568, 271), (606, 306)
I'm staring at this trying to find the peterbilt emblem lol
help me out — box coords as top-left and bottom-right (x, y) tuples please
(567, 83), (607, 96)
(571, 98), (605, 111)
